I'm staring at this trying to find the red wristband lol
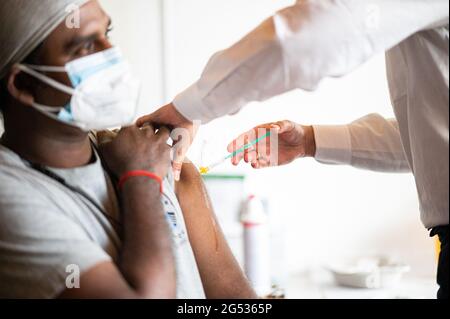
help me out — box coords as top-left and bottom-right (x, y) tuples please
(118, 170), (163, 194)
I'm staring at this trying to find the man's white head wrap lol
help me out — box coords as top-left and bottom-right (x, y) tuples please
(0, 0), (89, 79)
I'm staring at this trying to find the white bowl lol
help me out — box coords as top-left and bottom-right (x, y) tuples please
(328, 257), (410, 289)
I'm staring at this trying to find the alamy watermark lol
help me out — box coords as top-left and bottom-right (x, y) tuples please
(65, 264), (80, 289)
(65, 3), (81, 29)
(364, 4), (381, 31)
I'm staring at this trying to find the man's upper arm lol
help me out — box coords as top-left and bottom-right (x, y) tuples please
(175, 162), (256, 299)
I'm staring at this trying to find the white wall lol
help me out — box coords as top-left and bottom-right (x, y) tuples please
(102, 0), (437, 280)
(101, 0), (165, 115)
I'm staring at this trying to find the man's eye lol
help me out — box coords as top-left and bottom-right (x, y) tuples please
(74, 41), (95, 56)
(83, 41), (95, 51)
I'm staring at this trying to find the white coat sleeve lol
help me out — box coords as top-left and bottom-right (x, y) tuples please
(313, 113), (411, 172)
(173, 0), (449, 123)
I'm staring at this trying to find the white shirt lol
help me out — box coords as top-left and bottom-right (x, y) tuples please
(173, 0), (449, 228)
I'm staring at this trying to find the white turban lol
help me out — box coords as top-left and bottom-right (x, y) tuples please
(0, 0), (89, 79)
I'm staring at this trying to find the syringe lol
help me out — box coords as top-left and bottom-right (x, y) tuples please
(199, 131), (271, 175)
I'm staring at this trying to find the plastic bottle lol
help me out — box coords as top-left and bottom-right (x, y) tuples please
(240, 195), (271, 297)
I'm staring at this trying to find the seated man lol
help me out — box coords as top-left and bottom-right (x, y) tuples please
(0, 0), (256, 299)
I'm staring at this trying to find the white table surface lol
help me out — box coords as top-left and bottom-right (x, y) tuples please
(284, 270), (438, 299)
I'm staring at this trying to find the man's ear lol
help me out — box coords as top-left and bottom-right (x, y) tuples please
(7, 65), (34, 106)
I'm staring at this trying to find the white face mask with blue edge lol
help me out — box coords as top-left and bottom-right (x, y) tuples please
(16, 47), (141, 131)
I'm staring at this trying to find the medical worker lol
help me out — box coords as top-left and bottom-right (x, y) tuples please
(139, 0), (449, 299)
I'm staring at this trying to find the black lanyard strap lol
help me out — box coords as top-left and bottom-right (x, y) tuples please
(27, 161), (122, 230)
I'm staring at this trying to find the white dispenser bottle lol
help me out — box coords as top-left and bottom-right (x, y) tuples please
(241, 195), (271, 297)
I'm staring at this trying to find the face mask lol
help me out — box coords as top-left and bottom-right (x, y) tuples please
(16, 47), (141, 131)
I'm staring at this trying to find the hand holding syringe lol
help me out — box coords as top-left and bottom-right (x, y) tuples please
(199, 131), (271, 175)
